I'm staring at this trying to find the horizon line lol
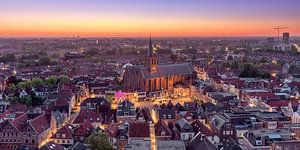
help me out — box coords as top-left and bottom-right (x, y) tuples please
(1, 35), (300, 39)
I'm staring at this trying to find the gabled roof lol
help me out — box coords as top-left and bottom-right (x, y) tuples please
(30, 113), (52, 134)
(176, 118), (194, 132)
(105, 123), (119, 138)
(187, 133), (217, 150)
(191, 120), (215, 136)
(116, 100), (136, 116)
(10, 113), (29, 132)
(73, 121), (93, 137)
(154, 120), (172, 137)
(51, 124), (75, 139)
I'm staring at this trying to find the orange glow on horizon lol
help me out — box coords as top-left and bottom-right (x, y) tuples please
(1, 14), (299, 37)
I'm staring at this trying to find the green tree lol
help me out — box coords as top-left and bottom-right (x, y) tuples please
(38, 56), (52, 66)
(54, 66), (63, 73)
(86, 133), (113, 150)
(17, 82), (31, 89)
(9, 84), (17, 92)
(231, 61), (239, 69)
(106, 95), (113, 104)
(239, 63), (258, 78)
(258, 71), (271, 79)
(59, 76), (70, 84)
(31, 78), (45, 87)
(45, 76), (58, 87)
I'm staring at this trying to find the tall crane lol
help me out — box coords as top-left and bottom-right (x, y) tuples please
(273, 26), (288, 41)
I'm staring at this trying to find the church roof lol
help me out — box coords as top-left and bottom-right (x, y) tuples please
(141, 63), (194, 78)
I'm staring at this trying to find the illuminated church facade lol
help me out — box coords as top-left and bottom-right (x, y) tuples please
(123, 38), (195, 98)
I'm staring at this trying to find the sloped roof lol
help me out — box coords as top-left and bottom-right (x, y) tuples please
(154, 120), (172, 137)
(51, 124), (74, 139)
(30, 113), (52, 134)
(187, 132), (217, 150)
(129, 122), (150, 138)
(141, 63), (194, 78)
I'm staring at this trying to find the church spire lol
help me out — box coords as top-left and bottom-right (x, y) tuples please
(148, 36), (154, 56)
(147, 36), (157, 73)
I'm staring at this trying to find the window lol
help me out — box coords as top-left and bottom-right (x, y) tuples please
(32, 140), (35, 144)
(62, 140), (65, 144)
(62, 134), (66, 138)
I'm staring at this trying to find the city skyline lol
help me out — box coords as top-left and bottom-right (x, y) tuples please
(1, 0), (300, 37)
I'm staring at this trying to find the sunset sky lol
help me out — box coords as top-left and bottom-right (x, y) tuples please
(0, 0), (300, 37)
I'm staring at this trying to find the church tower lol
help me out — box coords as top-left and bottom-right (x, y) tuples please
(148, 37), (157, 73)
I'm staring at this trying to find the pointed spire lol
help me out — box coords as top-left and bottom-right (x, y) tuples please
(148, 36), (153, 56)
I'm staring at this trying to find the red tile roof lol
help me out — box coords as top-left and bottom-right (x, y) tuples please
(73, 110), (102, 125)
(191, 120), (215, 136)
(74, 121), (93, 137)
(129, 122), (150, 138)
(30, 113), (52, 134)
(105, 123), (119, 138)
(8, 104), (27, 112)
(55, 99), (69, 106)
(11, 113), (29, 132)
(52, 124), (74, 139)
(267, 100), (299, 108)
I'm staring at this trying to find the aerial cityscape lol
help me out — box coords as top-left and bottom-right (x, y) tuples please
(1, 0), (300, 150)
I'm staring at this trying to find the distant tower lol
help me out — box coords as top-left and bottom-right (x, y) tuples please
(147, 37), (157, 73)
(283, 32), (290, 44)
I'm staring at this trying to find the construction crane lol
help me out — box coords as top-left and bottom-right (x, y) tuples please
(273, 26), (288, 41)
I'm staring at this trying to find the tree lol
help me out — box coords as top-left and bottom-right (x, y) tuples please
(9, 84), (17, 92)
(239, 63), (258, 78)
(31, 78), (45, 87)
(86, 132), (113, 150)
(258, 71), (271, 79)
(59, 76), (70, 84)
(17, 82), (31, 89)
(230, 61), (239, 69)
(54, 66), (63, 73)
(106, 96), (113, 104)
(38, 56), (52, 66)
(25, 96), (32, 106)
(45, 76), (58, 87)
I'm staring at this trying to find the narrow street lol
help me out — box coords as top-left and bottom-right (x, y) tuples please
(149, 123), (157, 150)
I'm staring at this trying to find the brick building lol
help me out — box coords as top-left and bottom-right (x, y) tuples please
(123, 37), (195, 98)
